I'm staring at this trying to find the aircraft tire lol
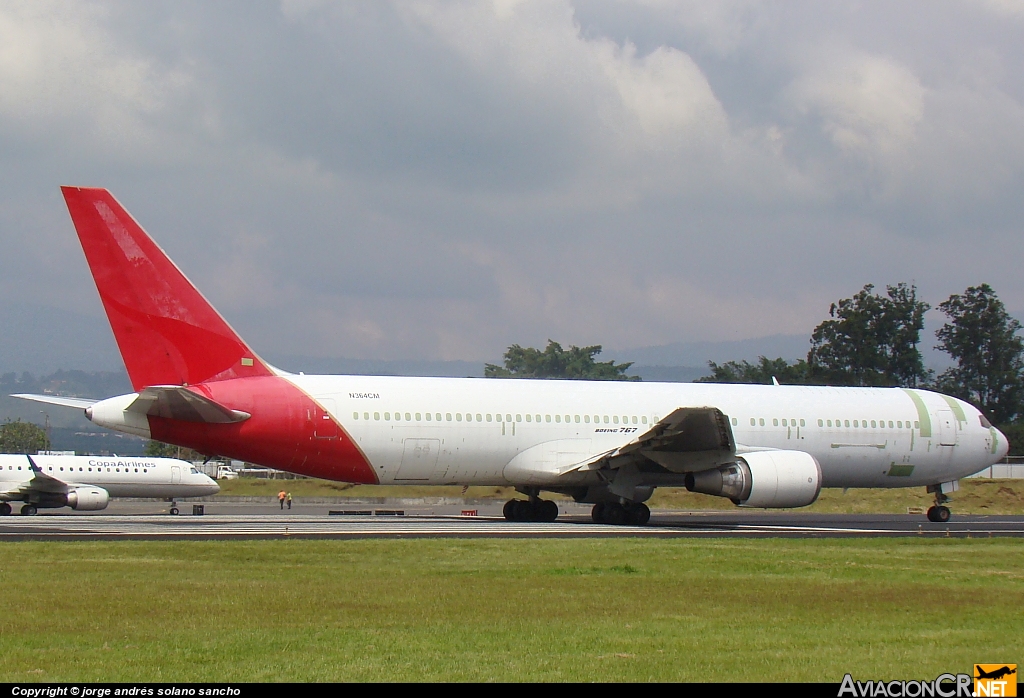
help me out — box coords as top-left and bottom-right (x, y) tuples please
(927, 505), (951, 523)
(630, 503), (651, 526)
(21, 504), (37, 516)
(539, 499), (558, 522)
(0, 502), (11, 516)
(503, 499), (516, 521)
(591, 502), (606, 523)
(169, 507), (179, 516)
(603, 502), (626, 525)
(513, 500), (534, 522)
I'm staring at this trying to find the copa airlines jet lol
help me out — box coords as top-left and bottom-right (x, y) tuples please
(13, 188), (1009, 525)
(0, 453), (219, 516)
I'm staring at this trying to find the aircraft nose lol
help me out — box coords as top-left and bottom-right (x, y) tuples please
(996, 428), (1010, 460)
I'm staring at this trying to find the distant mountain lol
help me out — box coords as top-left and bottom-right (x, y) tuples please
(607, 334), (811, 368)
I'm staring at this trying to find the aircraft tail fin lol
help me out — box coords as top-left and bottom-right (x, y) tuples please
(61, 186), (274, 391)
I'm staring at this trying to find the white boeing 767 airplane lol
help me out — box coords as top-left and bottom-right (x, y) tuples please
(0, 453), (219, 515)
(13, 188), (1009, 525)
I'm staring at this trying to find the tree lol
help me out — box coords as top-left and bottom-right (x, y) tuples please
(0, 420), (51, 454)
(935, 284), (1024, 424)
(808, 283), (931, 387)
(145, 440), (204, 461)
(485, 340), (639, 380)
(696, 357), (811, 384)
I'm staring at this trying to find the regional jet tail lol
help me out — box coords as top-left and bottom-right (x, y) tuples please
(13, 187), (1010, 525)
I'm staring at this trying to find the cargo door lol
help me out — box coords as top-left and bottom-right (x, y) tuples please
(395, 438), (440, 481)
(171, 465), (181, 483)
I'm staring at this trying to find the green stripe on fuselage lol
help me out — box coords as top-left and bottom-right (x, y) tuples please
(940, 394), (967, 423)
(990, 427), (999, 455)
(902, 389), (932, 438)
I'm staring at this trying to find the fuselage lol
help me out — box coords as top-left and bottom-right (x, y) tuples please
(0, 454), (220, 498)
(87, 375), (1007, 491)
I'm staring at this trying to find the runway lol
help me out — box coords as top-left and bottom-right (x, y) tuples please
(2, 501), (1023, 539)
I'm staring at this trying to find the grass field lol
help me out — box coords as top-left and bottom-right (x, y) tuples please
(217, 477), (1024, 515)
(1, 538), (1021, 682)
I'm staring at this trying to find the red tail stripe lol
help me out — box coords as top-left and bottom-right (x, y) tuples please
(61, 187), (273, 390)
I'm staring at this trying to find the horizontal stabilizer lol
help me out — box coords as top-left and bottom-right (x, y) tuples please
(128, 386), (251, 424)
(11, 394), (98, 410)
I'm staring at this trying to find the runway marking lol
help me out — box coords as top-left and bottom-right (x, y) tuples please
(1, 514), (1022, 538)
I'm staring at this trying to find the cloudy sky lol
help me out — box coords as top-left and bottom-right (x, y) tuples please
(1, 0), (1022, 367)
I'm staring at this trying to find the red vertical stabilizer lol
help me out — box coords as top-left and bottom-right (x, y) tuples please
(61, 186), (274, 391)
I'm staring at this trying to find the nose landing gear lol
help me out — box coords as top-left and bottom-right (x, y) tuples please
(925, 482), (957, 523)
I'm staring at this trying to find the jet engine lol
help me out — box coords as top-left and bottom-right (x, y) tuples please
(684, 450), (822, 508)
(66, 487), (110, 511)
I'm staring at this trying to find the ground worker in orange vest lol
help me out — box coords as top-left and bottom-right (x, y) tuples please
(278, 490), (286, 509)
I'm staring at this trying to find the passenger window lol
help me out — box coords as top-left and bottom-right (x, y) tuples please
(871, 420), (876, 428)
(773, 419), (779, 426)
(613, 416), (620, 424)
(642, 416), (648, 424)
(426, 413), (432, 421)
(476, 414), (482, 422)
(456, 413), (462, 422)
(759, 418), (765, 426)
(603, 416), (609, 424)
(750, 418), (756, 426)
(435, 413), (441, 421)
(914, 421), (920, 429)
(525, 414), (530, 422)
(566, 416), (571, 423)
(364, 412), (369, 420)
(353, 412), (359, 419)
(446, 413), (452, 421)
(818, 419), (823, 427)
(888, 421), (893, 428)
(486, 414), (492, 422)
(405, 413), (411, 421)
(800, 419), (805, 427)
(782, 419), (788, 427)
(555, 415), (561, 423)
(575, 415), (581, 423)
(731, 417), (737, 426)
(545, 415), (551, 423)
(497, 414), (503, 422)
(897, 421), (902, 428)
(416, 413), (421, 421)
(844, 420), (850, 427)
(584, 415), (590, 423)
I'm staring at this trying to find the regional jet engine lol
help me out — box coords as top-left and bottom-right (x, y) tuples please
(684, 450), (822, 508)
(66, 486), (110, 511)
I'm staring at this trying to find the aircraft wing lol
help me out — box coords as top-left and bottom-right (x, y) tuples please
(0, 456), (70, 501)
(11, 394), (97, 410)
(565, 406), (737, 475)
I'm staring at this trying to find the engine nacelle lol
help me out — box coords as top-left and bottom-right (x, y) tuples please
(685, 450), (822, 509)
(66, 487), (110, 511)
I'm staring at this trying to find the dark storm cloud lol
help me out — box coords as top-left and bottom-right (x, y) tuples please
(1, 0), (1022, 363)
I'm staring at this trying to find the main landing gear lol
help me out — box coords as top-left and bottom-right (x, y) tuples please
(591, 501), (650, 526)
(0, 502), (11, 516)
(169, 500), (179, 516)
(503, 498), (559, 522)
(21, 504), (38, 516)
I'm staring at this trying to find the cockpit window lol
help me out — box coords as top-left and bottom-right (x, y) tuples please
(979, 414), (993, 428)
